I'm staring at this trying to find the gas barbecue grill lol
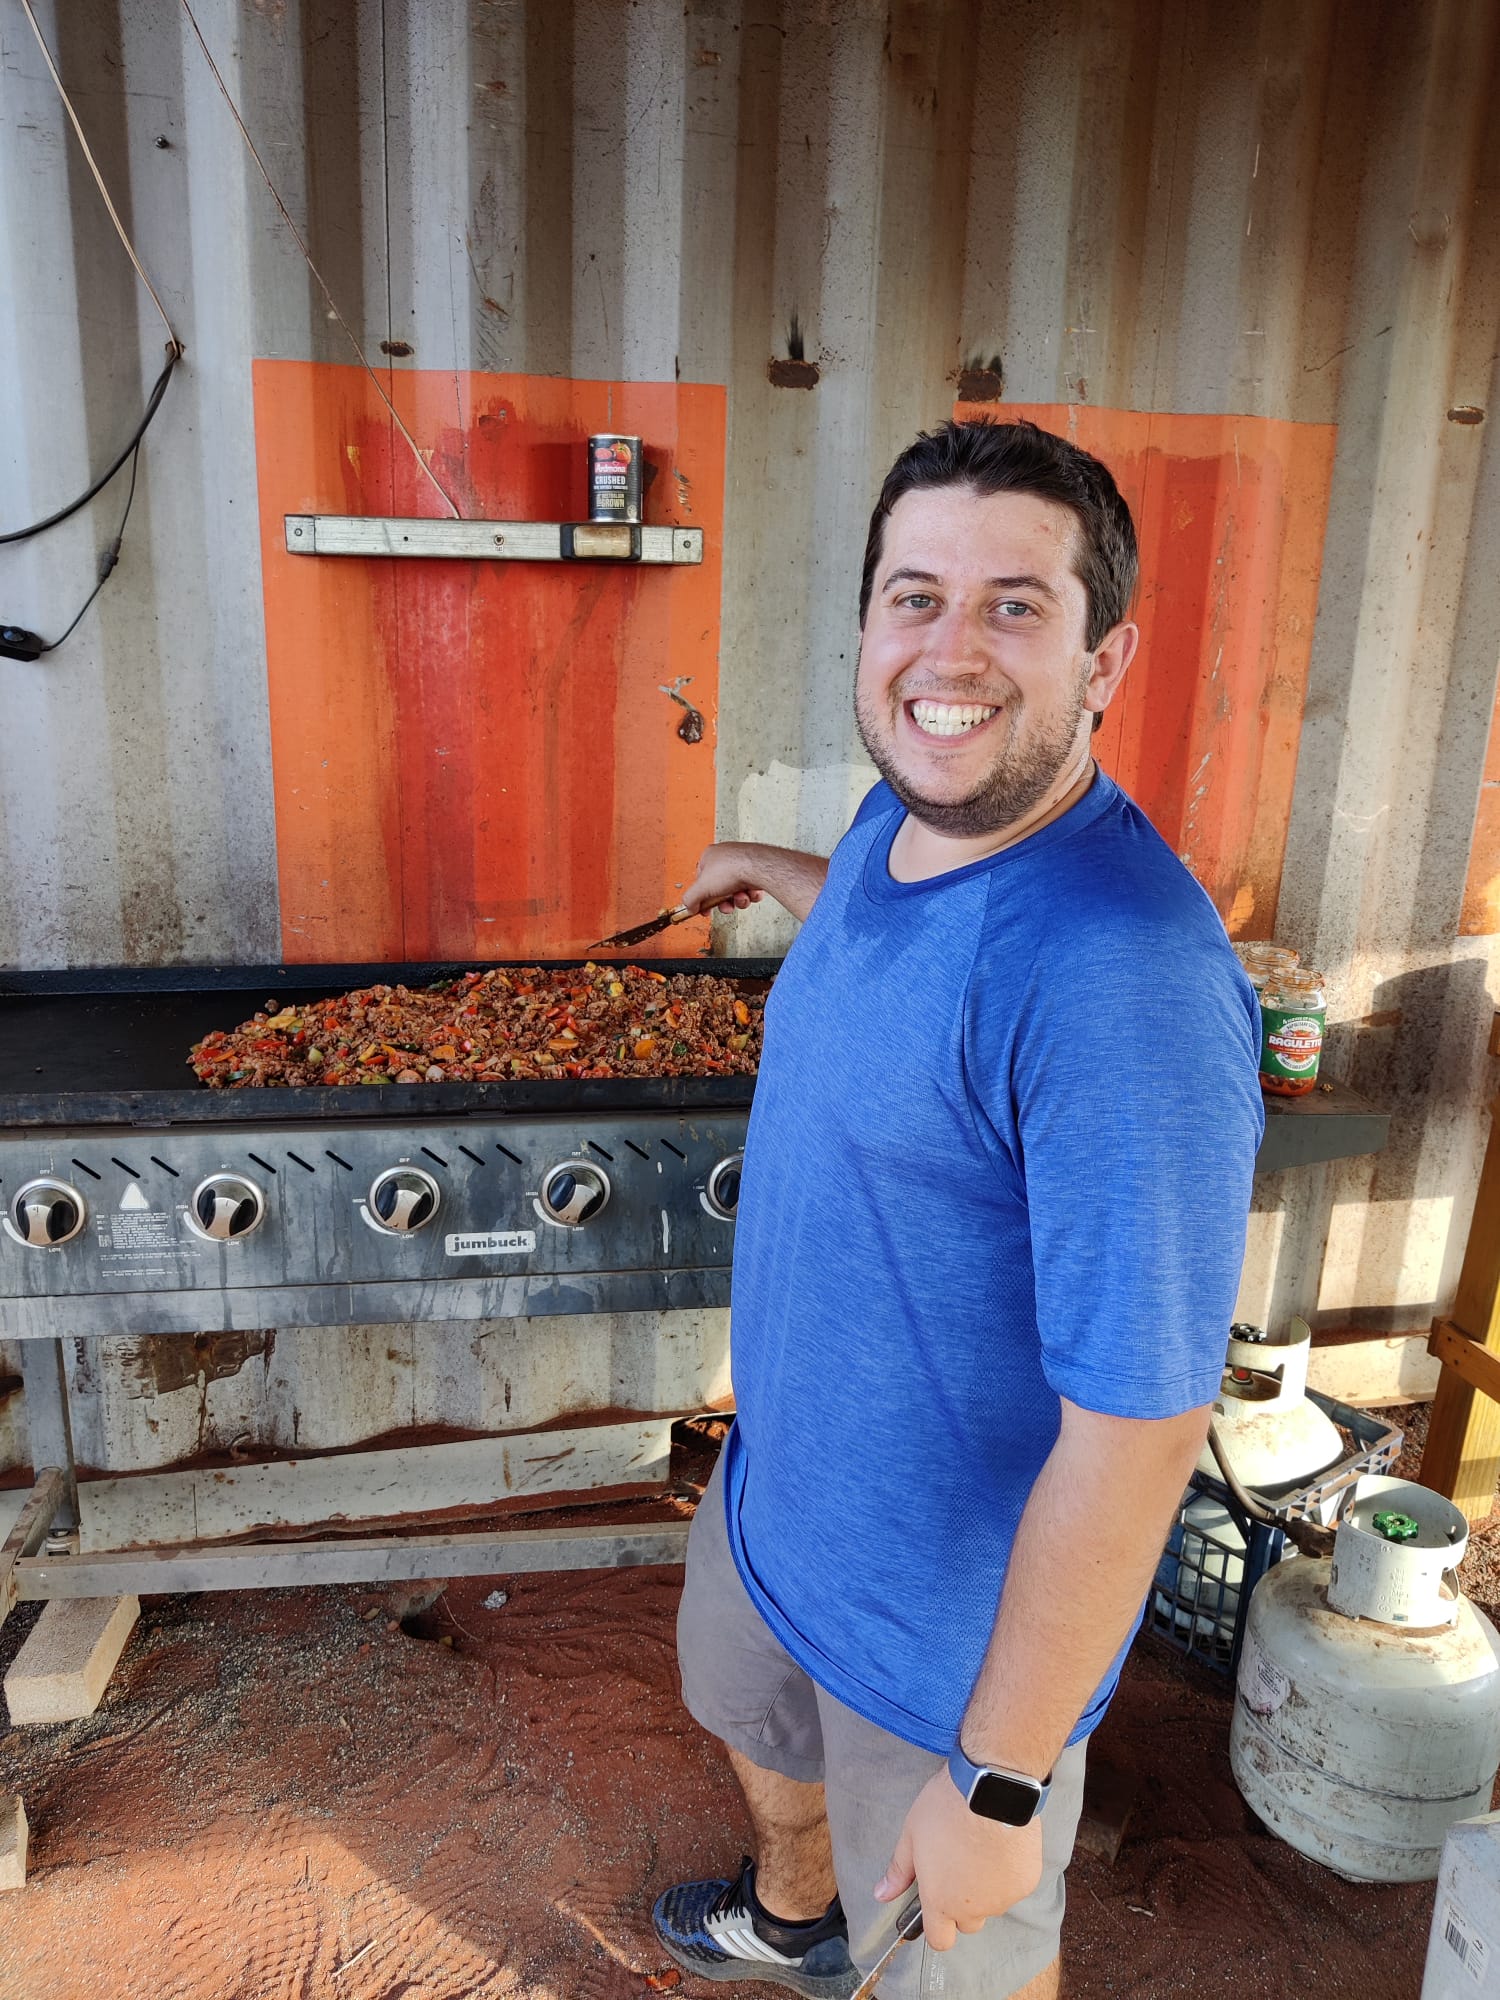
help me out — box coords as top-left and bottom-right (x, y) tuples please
(0, 959), (1388, 1620)
(0, 960), (774, 1616)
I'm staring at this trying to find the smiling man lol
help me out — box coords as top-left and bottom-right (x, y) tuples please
(651, 421), (1263, 2000)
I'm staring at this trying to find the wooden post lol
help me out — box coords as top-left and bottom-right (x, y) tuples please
(1420, 1095), (1500, 1519)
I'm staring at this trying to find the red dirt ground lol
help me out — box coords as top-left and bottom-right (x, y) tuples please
(0, 1409), (1478, 2000)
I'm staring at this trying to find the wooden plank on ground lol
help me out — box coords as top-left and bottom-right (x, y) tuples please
(4, 1595), (140, 1725)
(0, 1797), (27, 1891)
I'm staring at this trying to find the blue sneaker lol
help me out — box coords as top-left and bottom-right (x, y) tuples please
(652, 1857), (859, 1997)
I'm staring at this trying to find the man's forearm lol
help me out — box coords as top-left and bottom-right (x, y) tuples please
(683, 842), (829, 924)
(959, 1402), (1209, 1778)
(742, 845), (828, 923)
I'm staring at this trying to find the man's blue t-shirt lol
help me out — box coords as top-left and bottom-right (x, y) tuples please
(722, 771), (1264, 1754)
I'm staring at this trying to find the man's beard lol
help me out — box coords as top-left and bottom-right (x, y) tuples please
(854, 663), (1091, 839)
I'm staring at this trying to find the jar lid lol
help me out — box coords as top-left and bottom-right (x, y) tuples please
(1261, 969), (1325, 1007)
(1236, 941), (1300, 969)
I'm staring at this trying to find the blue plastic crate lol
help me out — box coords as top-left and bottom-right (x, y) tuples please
(1148, 1390), (1402, 1675)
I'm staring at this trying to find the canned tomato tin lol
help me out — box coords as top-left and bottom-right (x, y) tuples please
(587, 435), (642, 523)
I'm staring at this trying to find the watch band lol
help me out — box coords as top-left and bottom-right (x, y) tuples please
(946, 1744), (1051, 1826)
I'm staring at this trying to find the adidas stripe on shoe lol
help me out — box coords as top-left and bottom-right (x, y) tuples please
(652, 1857), (859, 1998)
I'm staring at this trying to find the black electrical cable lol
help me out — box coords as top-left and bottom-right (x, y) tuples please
(0, 445), (142, 663)
(0, 341), (179, 546)
(41, 445), (141, 653)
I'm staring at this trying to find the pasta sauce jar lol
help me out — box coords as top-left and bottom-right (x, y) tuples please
(1258, 968), (1326, 1097)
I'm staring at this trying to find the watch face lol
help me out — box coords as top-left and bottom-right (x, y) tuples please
(969, 1770), (1042, 1826)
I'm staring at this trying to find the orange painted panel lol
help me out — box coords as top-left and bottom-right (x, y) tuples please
(252, 362), (724, 963)
(951, 403), (1337, 935)
(1461, 689), (1500, 934)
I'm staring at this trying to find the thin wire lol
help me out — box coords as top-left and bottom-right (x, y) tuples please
(18, 0), (179, 348)
(177, 0), (462, 520)
(38, 444), (141, 655)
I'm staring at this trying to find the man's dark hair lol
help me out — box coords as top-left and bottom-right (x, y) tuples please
(858, 419), (1139, 651)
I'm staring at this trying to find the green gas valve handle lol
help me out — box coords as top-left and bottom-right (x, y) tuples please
(1372, 1510), (1420, 1543)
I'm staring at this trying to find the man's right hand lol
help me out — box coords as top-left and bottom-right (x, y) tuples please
(682, 844), (770, 916)
(681, 843), (830, 926)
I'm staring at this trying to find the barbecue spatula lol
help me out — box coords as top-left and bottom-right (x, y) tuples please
(591, 905), (694, 950)
(848, 1898), (924, 2000)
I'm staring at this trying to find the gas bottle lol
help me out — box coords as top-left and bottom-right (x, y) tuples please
(1154, 1492), (1248, 1656)
(1197, 1317), (1344, 1497)
(1230, 1476), (1500, 1882)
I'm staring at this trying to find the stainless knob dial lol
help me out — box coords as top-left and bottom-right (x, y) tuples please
(368, 1166), (441, 1234)
(704, 1153), (744, 1221)
(9, 1177), (87, 1248)
(188, 1173), (266, 1243)
(539, 1161), (611, 1227)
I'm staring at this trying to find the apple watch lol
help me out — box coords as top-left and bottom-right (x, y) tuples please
(946, 1743), (1051, 1826)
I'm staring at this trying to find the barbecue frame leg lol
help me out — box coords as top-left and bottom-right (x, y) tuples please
(0, 1468), (70, 1631)
(19, 1339), (78, 1531)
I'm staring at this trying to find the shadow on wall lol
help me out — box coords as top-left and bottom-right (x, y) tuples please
(1336, 956), (1494, 1208)
(1260, 955), (1498, 1336)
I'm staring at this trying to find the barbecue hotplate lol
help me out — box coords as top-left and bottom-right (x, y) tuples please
(0, 959), (777, 1127)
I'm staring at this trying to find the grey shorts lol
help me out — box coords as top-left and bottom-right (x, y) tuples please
(677, 1455), (1088, 2000)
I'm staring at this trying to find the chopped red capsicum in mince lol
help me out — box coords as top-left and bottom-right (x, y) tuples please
(188, 963), (765, 1088)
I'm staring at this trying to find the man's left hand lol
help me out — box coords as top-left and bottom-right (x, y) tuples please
(873, 1770), (1043, 1951)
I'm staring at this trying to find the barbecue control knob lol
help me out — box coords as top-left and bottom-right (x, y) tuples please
(367, 1167), (441, 1234)
(704, 1153), (744, 1222)
(187, 1173), (266, 1243)
(8, 1177), (87, 1249)
(539, 1161), (611, 1228)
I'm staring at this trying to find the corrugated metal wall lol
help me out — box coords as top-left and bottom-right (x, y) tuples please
(2, 0), (1499, 1478)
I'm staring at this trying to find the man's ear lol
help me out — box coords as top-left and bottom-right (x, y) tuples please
(1083, 620), (1138, 720)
